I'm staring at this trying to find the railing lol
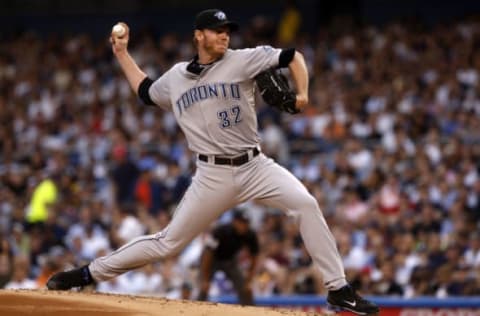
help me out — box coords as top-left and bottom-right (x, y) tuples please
(213, 295), (480, 315)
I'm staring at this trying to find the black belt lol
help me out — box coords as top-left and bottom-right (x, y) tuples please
(198, 148), (260, 166)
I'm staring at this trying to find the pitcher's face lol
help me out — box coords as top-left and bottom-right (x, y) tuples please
(196, 26), (230, 58)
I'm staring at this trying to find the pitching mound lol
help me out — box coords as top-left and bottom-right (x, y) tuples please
(0, 290), (324, 316)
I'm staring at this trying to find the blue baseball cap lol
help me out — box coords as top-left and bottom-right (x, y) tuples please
(194, 9), (239, 32)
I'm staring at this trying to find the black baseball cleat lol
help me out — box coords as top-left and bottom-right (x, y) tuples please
(46, 265), (94, 290)
(327, 285), (379, 315)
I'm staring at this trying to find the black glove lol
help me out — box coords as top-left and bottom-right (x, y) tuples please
(255, 68), (300, 114)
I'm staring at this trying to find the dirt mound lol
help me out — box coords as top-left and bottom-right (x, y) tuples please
(0, 290), (324, 316)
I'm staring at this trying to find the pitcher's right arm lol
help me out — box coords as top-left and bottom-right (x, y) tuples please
(111, 23), (172, 109)
(110, 23), (148, 93)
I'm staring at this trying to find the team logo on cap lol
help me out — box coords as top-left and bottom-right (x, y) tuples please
(214, 11), (227, 20)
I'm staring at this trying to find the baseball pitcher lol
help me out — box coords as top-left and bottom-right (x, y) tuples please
(47, 9), (378, 315)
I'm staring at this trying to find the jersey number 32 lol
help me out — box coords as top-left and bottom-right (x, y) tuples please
(217, 105), (242, 128)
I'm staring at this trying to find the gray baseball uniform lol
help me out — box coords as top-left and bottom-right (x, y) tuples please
(88, 46), (347, 291)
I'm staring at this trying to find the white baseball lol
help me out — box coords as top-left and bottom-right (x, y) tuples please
(112, 24), (126, 37)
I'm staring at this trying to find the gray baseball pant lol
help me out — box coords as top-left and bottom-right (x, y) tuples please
(89, 154), (346, 290)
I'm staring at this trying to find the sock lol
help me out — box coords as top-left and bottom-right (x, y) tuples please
(80, 265), (94, 286)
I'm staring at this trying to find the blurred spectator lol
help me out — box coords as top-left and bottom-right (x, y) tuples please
(373, 262), (404, 296)
(26, 174), (59, 224)
(111, 144), (140, 204)
(277, 0), (302, 45)
(260, 117), (290, 164)
(65, 206), (110, 261)
(0, 238), (13, 288)
(114, 204), (146, 245)
(4, 254), (38, 289)
(464, 233), (480, 268)
(337, 187), (369, 222)
(134, 164), (167, 215)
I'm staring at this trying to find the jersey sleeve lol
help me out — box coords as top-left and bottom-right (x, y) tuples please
(148, 69), (172, 110)
(236, 46), (282, 79)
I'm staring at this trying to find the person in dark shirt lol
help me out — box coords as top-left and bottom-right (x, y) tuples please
(111, 145), (139, 204)
(197, 209), (259, 305)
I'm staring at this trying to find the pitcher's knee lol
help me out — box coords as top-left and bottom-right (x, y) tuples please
(158, 238), (188, 258)
(298, 193), (322, 214)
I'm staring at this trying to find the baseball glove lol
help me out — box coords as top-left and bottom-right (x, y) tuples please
(255, 68), (300, 114)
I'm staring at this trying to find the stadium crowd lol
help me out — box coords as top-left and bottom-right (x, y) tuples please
(0, 13), (479, 300)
